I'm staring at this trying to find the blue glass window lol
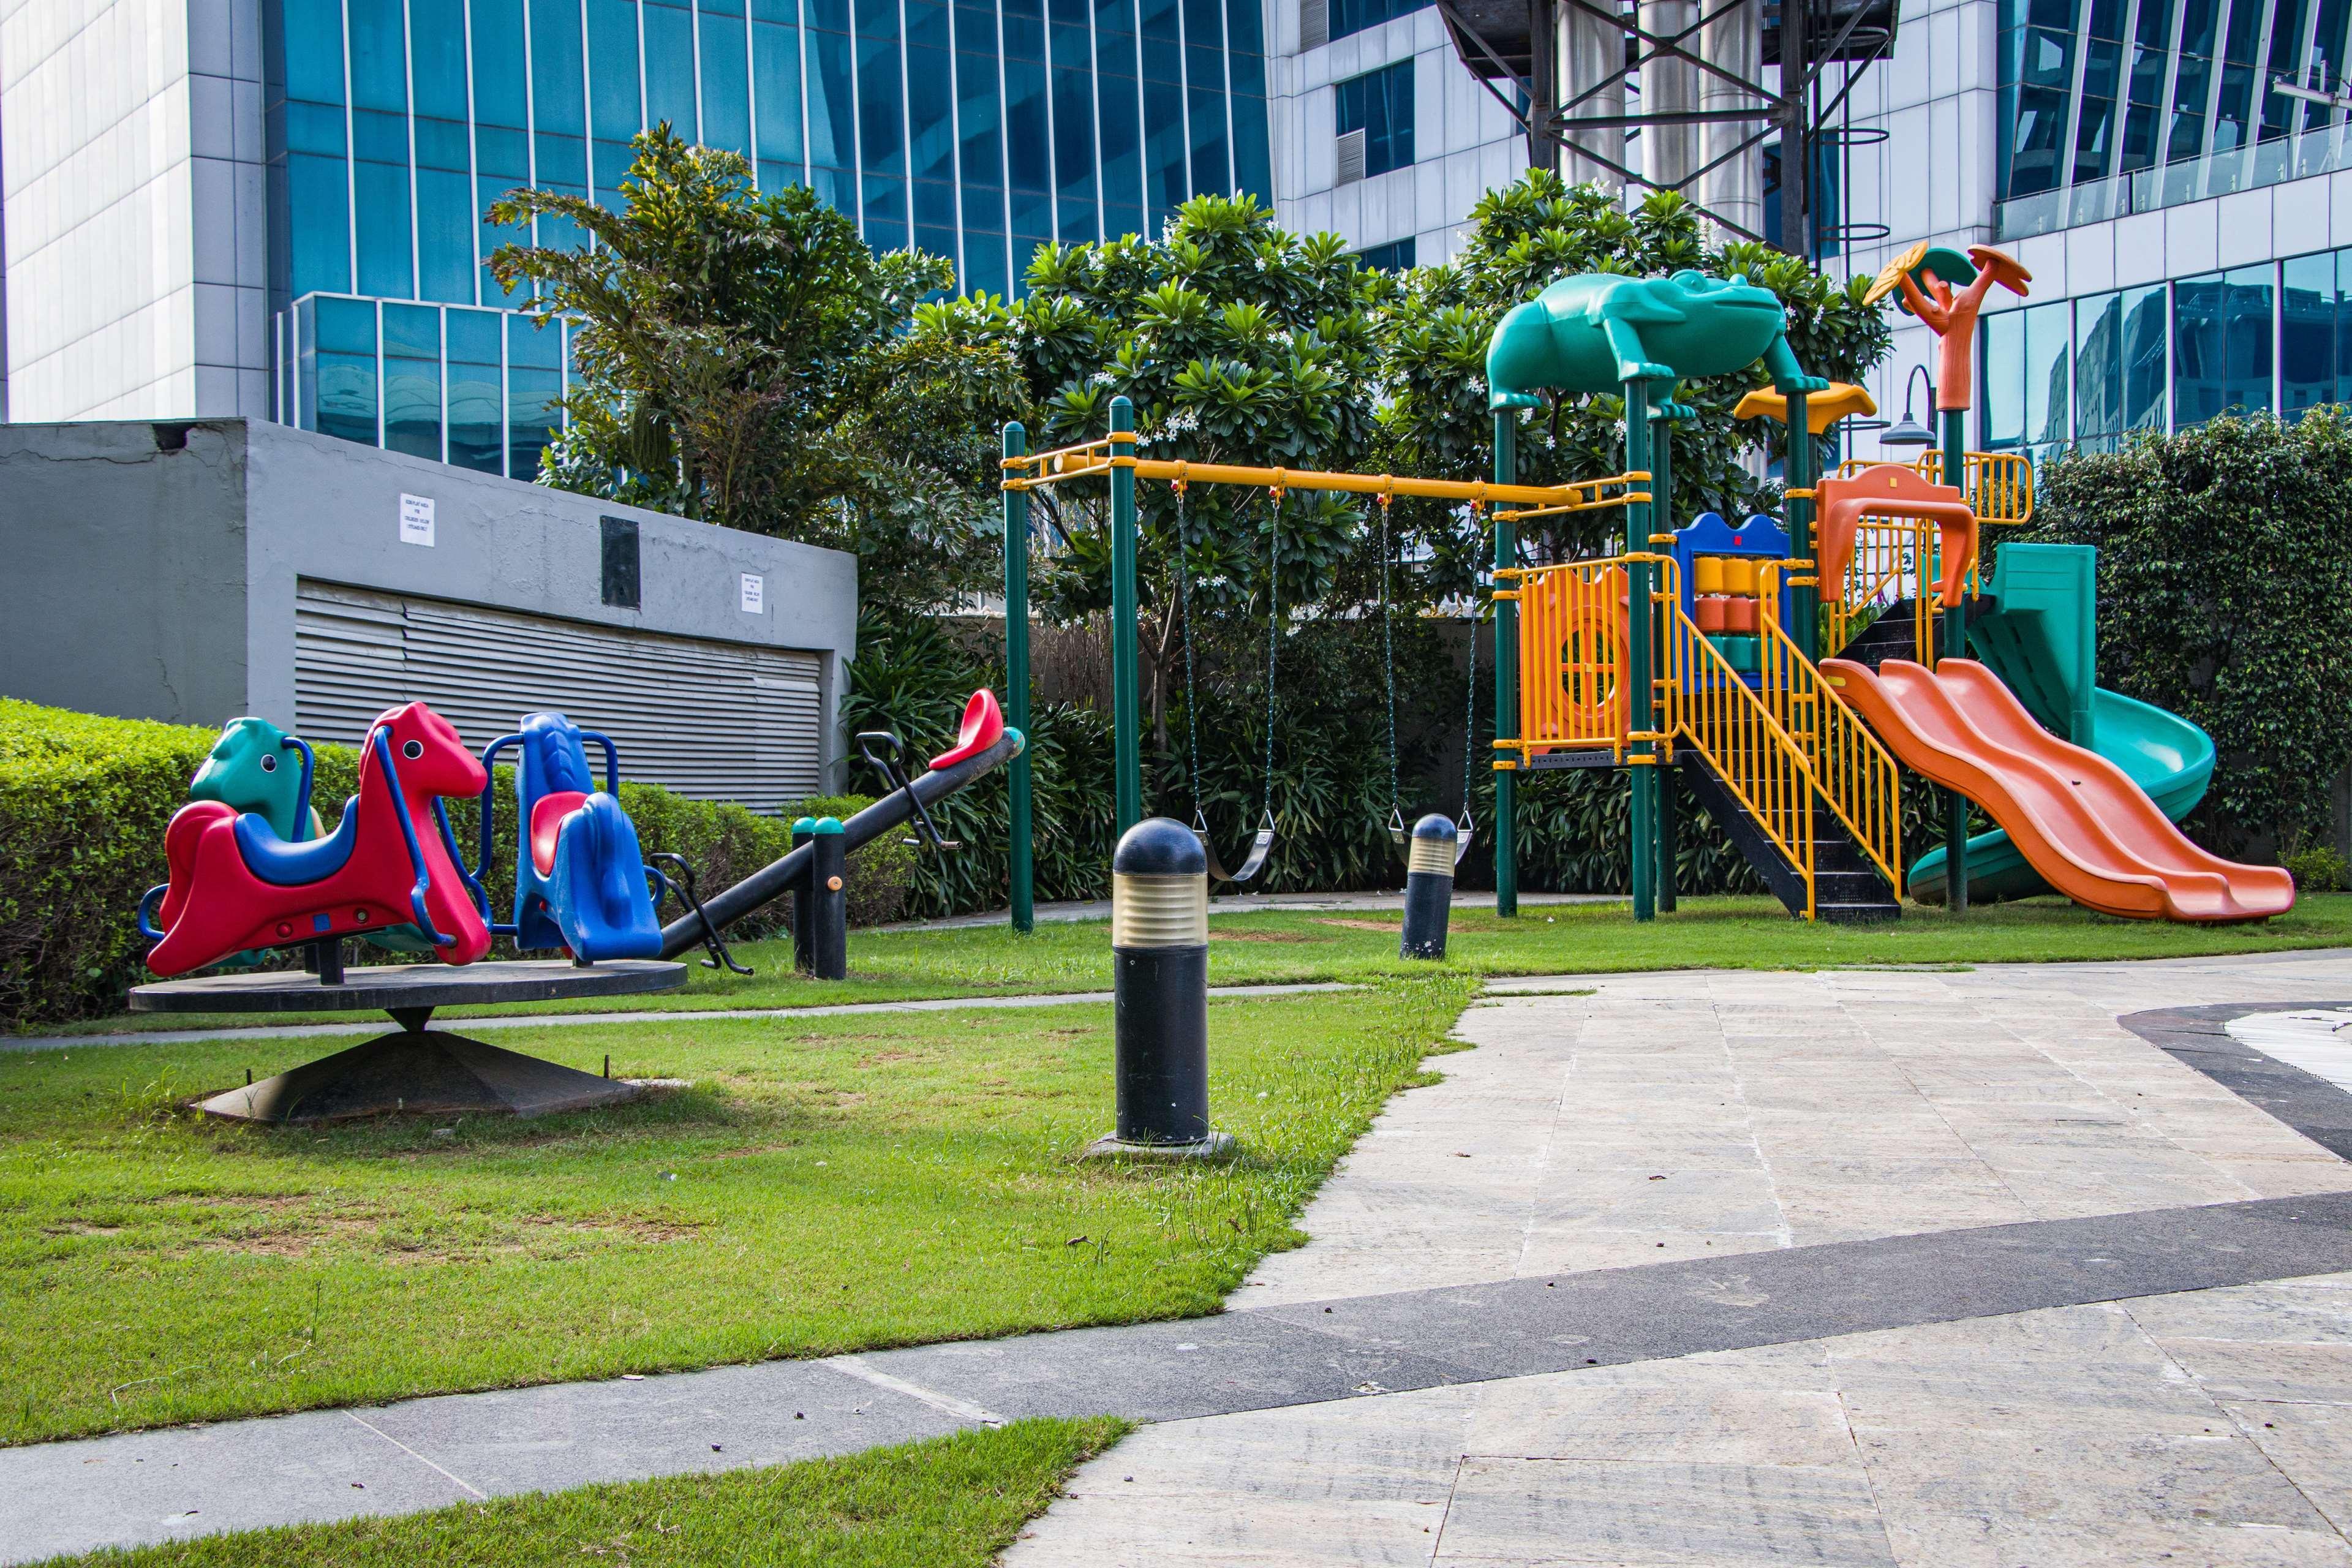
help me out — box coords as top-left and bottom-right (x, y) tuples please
(2072, 290), (2126, 449)
(282, 0), (351, 299)
(316, 297), (382, 446)
(2122, 284), (2168, 432)
(1005, 39), (1054, 251)
(1980, 308), (2026, 450)
(1231, 94), (1270, 198)
(296, 296), (320, 430)
(447, 308), (507, 473)
(701, 0), (755, 156)
(808, 26), (859, 209)
(530, 0), (591, 259)
(754, 0), (807, 177)
(956, 15), (1007, 244)
(383, 304), (445, 461)
(1225, 0), (1265, 92)
(1354, 236), (1414, 270)
(2281, 252), (2335, 421)
(2174, 265), (2274, 426)
(1096, 0), (1144, 233)
(349, 0), (414, 298)
(1335, 59), (1411, 178)
(1326, 0), (1425, 42)
(1143, 77), (1187, 222)
(644, 0), (701, 137)
(1049, 0), (1098, 242)
(588, 0), (646, 208)
(472, 0), (532, 299)
(1184, 0), (1229, 193)
(508, 315), (565, 480)
(411, 0), (477, 304)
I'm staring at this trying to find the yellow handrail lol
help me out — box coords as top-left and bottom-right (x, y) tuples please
(1001, 439), (1646, 512)
(1756, 567), (1903, 889)
(1658, 603), (1820, 915)
(1820, 516), (1939, 662)
(1832, 452), (2034, 527)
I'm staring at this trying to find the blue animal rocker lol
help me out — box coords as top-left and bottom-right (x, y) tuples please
(477, 713), (663, 962)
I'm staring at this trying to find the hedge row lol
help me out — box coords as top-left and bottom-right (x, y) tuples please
(0, 699), (913, 1028)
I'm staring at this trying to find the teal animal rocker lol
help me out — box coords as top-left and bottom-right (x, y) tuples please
(1486, 270), (1831, 407)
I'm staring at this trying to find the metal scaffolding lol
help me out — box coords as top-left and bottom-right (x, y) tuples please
(1438, 0), (1898, 255)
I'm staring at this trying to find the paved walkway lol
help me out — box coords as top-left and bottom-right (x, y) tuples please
(10, 951), (2352, 1564)
(1005, 950), (2352, 1566)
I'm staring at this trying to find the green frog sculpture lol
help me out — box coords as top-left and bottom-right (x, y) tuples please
(1487, 270), (1830, 409)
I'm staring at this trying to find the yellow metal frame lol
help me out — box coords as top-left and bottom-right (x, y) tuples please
(1000, 437), (1648, 513)
(1833, 451), (2034, 527)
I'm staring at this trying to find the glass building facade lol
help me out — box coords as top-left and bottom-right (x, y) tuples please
(1977, 244), (2352, 459)
(1997, 0), (2352, 238)
(264, 0), (1273, 475)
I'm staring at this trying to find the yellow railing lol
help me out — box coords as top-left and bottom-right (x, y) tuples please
(1506, 557), (1636, 763)
(1838, 452), (2034, 526)
(1510, 555), (1904, 916)
(1755, 568), (1903, 889)
(1820, 516), (1940, 662)
(1658, 605), (1822, 913)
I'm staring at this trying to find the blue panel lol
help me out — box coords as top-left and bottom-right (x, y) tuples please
(2281, 252), (2333, 421)
(910, 45), (956, 181)
(1186, 81), (1229, 194)
(2071, 290), (2123, 442)
(1051, 46), (1096, 239)
(701, 0), (754, 156)
(963, 231), (1009, 295)
(316, 298), (380, 447)
(645, 0), (701, 138)
(1005, 53), (1051, 196)
(283, 0), (347, 104)
(508, 314), (565, 479)
(1224, 0), (1265, 91)
(755, 17), (807, 170)
(864, 175), (910, 249)
(1139, 0), (1182, 78)
(908, 0), (952, 48)
(858, 29), (906, 178)
(914, 176), (957, 228)
(1335, 60), (1411, 176)
(1354, 236), (1414, 270)
(446, 307), (505, 473)
(289, 155), (352, 297)
(2122, 283), (2167, 430)
(412, 0), (475, 306)
(348, 0), (412, 299)
(1231, 92), (1269, 198)
(956, 43), (1004, 193)
(588, 0), (645, 206)
(808, 27), (858, 178)
(532, 0), (590, 198)
(1979, 307), (2024, 448)
(296, 296), (320, 429)
(472, 0), (531, 297)
(382, 304), (443, 461)
(1143, 75), (1185, 218)
(2222, 262), (2274, 417)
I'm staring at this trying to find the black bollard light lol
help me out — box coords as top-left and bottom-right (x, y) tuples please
(810, 816), (848, 981)
(790, 815), (815, 973)
(1400, 813), (1458, 960)
(1087, 816), (1232, 1160)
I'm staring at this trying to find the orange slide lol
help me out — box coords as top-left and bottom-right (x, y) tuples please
(1822, 658), (2294, 923)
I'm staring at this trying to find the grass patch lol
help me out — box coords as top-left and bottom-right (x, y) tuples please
(37, 893), (2352, 1039)
(0, 979), (1473, 1446)
(34, 1415), (1126, 1567)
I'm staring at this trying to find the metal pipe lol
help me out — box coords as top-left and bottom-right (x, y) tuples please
(1004, 421), (1035, 933)
(1697, 0), (1763, 240)
(1559, 0), (1627, 193)
(1643, 0), (1702, 194)
(655, 728), (1025, 959)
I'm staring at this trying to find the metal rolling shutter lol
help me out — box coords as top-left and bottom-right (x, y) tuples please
(295, 582), (823, 813)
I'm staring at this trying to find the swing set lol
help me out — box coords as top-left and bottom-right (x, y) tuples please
(998, 401), (1643, 927)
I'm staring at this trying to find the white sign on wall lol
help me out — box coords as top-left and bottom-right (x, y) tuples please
(399, 493), (436, 547)
(740, 573), (765, 614)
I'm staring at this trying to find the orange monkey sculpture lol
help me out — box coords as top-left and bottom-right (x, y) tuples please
(1863, 244), (2033, 412)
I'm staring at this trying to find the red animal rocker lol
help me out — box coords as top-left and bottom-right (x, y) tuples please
(142, 703), (492, 977)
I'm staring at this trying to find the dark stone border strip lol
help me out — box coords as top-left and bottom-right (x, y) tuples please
(2122, 1000), (2352, 1161)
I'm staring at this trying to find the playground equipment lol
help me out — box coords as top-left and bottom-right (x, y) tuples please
(1825, 657), (2294, 921)
(1167, 481), (1280, 886)
(142, 703), (493, 978)
(478, 712), (665, 963)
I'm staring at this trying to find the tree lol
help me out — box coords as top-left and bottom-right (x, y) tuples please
(488, 126), (1023, 616)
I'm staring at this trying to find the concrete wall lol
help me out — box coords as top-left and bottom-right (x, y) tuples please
(1, 418), (861, 782)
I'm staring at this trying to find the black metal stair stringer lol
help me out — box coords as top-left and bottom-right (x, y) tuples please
(1677, 755), (1901, 923)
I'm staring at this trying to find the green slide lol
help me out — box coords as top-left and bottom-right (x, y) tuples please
(1905, 543), (2216, 904)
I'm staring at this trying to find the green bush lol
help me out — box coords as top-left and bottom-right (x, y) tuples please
(0, 699), (911, 1029)
(2029, 412), (2352, 856)
(2286, 845), (2350, 892)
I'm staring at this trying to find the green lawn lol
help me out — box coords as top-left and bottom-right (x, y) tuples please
(36, 893), (2352, 1039)
(35, 1417), (1126, 1567)
(0, 980), (1470, 1446)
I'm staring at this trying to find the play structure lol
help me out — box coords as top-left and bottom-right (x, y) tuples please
(998, 252), (2291, 927)
(131, 690), (1025, 1119)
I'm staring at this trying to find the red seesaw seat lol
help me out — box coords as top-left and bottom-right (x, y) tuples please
(927, 690), (1005, 770)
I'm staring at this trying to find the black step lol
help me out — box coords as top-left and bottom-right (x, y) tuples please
(1830, 595), (2000, 669)
(1678, 755), (1901, 921)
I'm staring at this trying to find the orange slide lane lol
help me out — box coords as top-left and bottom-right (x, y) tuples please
(1822, 658), (2294, 923)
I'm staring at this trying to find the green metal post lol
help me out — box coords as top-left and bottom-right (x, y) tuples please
(1624, 381), (1656, 922)
(1650, 404), (1677, 914)
(1109, 397), (1142, 836)
(1491, 411), (1519, 918)
(1783, 391), (1815, 664)
(1940, 405), (1970, 913)
(1003, 422), (1035, 933)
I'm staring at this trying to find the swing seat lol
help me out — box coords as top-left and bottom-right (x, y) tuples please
(1197, 811), (1276, 887)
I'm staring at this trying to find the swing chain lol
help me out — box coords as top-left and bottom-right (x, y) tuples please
(1173, 479), (1206, 832)
(1379, 493), (1400, 839)
(1460, 503), (1484, 842)
(1262, 486), (1282, 827)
